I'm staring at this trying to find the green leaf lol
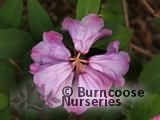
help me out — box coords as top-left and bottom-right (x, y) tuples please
(28, 0), (54, 41)
(68, 0), (78, 5)
(127, 93), (160, 120)
(0, 60), (17, 95)
(44, 107), (68, 120)
(139, 56), (160, 94)
(92, 0), (132, 50)
(0, 28), (34, 59)
(83, 108), (108, 120)
(101, 0), (124, 25)
(126, 55), (143, 81)
(0, 60), (16, 117)
(0, 108), (11, 120)
(11, 75), (43, 120)
(76, 0), (101, 19)
(108, 26), (132, 50)
(0, 0), (23, 28)
(20, 108), (41, 120)
(152, 17), (160, 26)
(0, 93), (8, 110)
(101, 108), (123, 120)
(93, 25), (132, 50)
(20, 52), (32, 72)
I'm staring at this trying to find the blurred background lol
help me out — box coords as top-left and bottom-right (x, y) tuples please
(0, 0), (160, 120)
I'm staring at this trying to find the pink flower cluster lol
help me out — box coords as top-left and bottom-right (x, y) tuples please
(30, 13), (130, 114)
(151, 115), (160, 120)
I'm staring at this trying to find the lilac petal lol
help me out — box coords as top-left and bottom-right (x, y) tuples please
(89, 41), (130, 87)
(65, 93), (113, 115)
(151, 115), (160, 120)
(64, 86), (89, 115)
(62, 13), (112, 54)
(74, 29), (112, 54)
(30, 63), (51, 74)
(81, 13), (105, 39)
(81, 14), (112, 41)
(30, 63), (40, 74)
(31, 31), (71, 64)
(33, 62), (74, 108)
(62, 17), (84, 40)
(64, 66), (112, 114)
(31, 42), (53, 64)
(78, 66), (112, 89)
(106, 40), (120, 53)
(43, 31), (71, 59)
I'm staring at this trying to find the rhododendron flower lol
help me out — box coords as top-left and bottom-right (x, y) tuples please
(151, 115), (160, 120)
(30, 13), (130, 114)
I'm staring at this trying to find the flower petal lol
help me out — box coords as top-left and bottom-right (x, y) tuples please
(74, 28), (112, 54)
(30, 63), (40, 74)
(64, 66), (112, 114)
(78, 66), (112, 89)
(89, 41), (130, 87)
(106, 40), (120, 53)
(62, 13), (112, 54)
(31, 31), (71, 64)
(30, 63), (52, 74)
(33, 62), (74, 108)
(151, 115), (160, 120)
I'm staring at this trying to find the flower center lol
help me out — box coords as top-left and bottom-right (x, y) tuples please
(70, 53), (87, 74)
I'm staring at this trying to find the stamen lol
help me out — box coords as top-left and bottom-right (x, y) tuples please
(79, 59), (87, 63)
(70, 58), (76, 61)
(76, 53), (81, 59)
(70, 53), (88, 73)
